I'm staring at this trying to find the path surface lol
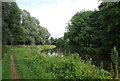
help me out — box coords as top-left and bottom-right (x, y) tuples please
(10, 54), (19, 81)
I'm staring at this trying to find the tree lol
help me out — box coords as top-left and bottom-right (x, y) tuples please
(2, 2), (51, 45)
(98, 2), (120, 54)
(2, 2), (21, 45)
(21, 10), (50, 45)
(64, 11), (94, 57)
(64, 2), (120, 68)
(111, 46), (119, 79)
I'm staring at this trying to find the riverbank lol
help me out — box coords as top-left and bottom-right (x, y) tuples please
(2, 45), (112, 79)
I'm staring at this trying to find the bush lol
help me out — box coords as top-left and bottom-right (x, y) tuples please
(11, 46), (112, 79)
(29, 52), (112, 79)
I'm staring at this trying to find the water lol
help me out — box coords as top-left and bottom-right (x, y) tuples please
(41, 49), (111, 71)
(48, 52), (64, 57)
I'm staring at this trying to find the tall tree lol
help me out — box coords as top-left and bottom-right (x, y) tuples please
(64, 11), (94, 57)
(64, 2), (120, 68)
(2, 2), (21, 45)
(2, 2), (51, 45)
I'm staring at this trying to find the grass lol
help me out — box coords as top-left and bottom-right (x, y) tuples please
(13, 45), (57, 79)
(0, 60), (2, 80)
(2, 46), (13, 79)
(2, 45), (56, 79)
(2, 45), (112, 79)
(14, 46), (38, 79)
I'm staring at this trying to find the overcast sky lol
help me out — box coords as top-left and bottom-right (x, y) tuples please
(17, 0), (100, 38)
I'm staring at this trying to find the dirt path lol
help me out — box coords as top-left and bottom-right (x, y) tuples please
(10, 54), (19, 81)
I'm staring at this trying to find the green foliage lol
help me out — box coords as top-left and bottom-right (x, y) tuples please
(3, 46), (112, 79)
(2, 46), (14, 79)
(64, 2), (120, 68)
(2, 2), (51, 45)
(2, 2), (21, 45)
(2, 2), (120, 79)
(110, 46), (119, 78)
(98, 2), (120, 56)
(20, 10), (51, 45)
(64, 11), (95, 57)
(111, 46), (119, 67)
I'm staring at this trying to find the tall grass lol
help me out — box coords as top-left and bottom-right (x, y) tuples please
(3, 45), (112, 79)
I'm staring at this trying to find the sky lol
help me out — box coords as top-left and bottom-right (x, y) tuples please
(16, 0), (100, 38)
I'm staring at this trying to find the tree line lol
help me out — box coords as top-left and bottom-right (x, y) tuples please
(2, 2), (50, 45)
(50, 2), (120, 70)
(2, 1), (120, 71)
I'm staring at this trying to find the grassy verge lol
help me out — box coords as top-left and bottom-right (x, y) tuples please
(2, 46), (13, 79)
(13, 45), (56, 79)
(2, 45), (112, 79)
(0, 60), (2, 80)
(14, 46), (38, 79)
(14, 45), (112, 79)
(2, 45), (56, 79)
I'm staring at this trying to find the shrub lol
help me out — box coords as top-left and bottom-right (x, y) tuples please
(11, 46), (112, 79)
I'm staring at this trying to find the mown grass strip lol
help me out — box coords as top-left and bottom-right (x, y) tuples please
(14, 47), (38, 79)
(2, 50), (12, 79)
